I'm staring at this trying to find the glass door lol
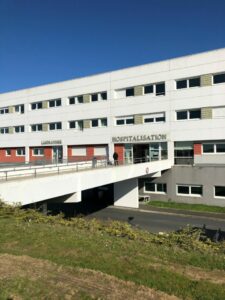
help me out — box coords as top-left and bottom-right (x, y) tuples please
(52, 146), (63, 164)
(124, 144), (133, 164)
(149, 143), (160, 161)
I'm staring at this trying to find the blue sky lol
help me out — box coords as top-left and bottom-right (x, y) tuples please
(1, 0), (225, 93)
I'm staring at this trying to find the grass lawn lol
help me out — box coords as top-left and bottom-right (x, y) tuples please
(147, 200), (225, 214)
(0, 206), (225, 299)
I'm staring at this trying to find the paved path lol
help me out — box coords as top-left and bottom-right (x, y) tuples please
(88, 206), (225, 235)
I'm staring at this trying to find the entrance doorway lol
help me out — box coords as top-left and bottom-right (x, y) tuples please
(133, 144), (149, 163)
(52, 146), (63, 163)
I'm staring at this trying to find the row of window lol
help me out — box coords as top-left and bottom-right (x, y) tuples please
(144, 182), (225, 198)
(0, 104), (24, 115)
(176, 72), (225, 90)
(202, 143), (225, 154)
(5, 148), (25, 156)
(123, 82), (166, 97)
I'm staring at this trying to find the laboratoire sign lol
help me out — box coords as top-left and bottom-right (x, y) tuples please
(112, 134), (167, 143)
(41, 140), (62, 145)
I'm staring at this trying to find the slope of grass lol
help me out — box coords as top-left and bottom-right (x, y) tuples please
(0, 205), (225, 299)
(147, 200), (225, 213)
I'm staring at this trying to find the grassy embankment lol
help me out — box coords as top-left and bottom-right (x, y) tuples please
(0, 203), (225, 300)
(147, 200), (225, 214)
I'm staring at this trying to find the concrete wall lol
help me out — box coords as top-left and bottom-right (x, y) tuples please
(139, 165), (225, 206)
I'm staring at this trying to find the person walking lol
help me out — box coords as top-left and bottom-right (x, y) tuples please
(113, 152), (119, 166)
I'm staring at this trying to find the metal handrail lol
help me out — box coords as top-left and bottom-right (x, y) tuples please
(0, 156), (167, 182)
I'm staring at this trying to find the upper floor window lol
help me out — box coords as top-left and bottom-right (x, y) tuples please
(144, 112), (165, 123)
(91, 91), (107, 102)
(144, 84), (154, 94)
(49, 99), (61, 108)
(31, 102), (43, 110)
(15, 104), (24, 114)
(91, 118), (107, 128)
(155, 83), (165, 96)
(116, 116), (134, 126)
(176, 109), (201, 120)
(69, 120), (83, 130)
(213, 73), (225, 84)
(126, 88), (134, 97)
(15, 125), (25, 133)
(31, 124), (43, 132)
(176, 77), (200, 89)
(0, 127), (9, 134)
(49, 122), (62, 130)
(203, 143), (225, 154)
(0, 107), (9, 115)
(16, 148), (25, 156)
(69, 95), (83, 105)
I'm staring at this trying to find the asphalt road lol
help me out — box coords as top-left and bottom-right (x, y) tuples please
(87, 206), (225, 235)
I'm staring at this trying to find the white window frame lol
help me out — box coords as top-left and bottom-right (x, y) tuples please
(0, 107), (9, 115)
(71, 147), (87, 156)
(214, 186), (225, 198)
(31, 102), (43, 110)
(69, 95), (84, 105)
(32, 148), (44, 156)
(144, 182), (167, 194)
(15, 104), (24, 114)
(49, 122), (62, 131)
(0, 127), (9, 134)
(31, 124), (43, 132)
(48, 99), (61, 108)
(176, 109), (201, 121)
(5, 149), (11, 156)
(91, 118), (107, 128)
(69, 120), (83, 130)
(94, 146), (107, 156)
(176, 77), (201, 90)
(144, 112), (165, 123)
(14, 125), (25, 133)
(202, 143), (225, 155)
(16, 148), (25, 156)
(176, 184), (202, 197)
(115, 116), (134, 126)
(213, 72), (225, 85)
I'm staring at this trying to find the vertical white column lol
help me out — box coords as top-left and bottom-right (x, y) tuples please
(108, 142), (114, 162)
(114, 178), (139, 208)
(25, 146), (30, 164)
(63, 145), (68, 162)
(167, 140), (174, 164)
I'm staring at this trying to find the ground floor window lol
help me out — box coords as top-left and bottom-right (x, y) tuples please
(176, 184), (202, 196)
(71, 147), (86, 156)
(214, 186), (225, 198)
(33, 148), (44, 156)
(16, 148), (25, 156)
(144, 182), (167, 193)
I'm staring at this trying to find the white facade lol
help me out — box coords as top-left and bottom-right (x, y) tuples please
(1, 48), (225, 205)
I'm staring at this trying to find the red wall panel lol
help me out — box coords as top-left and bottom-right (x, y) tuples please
(114, 144), (124, 162)
(0, 148), (25, 163)
(194, 144), (202, 155)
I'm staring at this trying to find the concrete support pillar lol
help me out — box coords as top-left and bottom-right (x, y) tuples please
(114, 178), (139, 208)
(167, 141), (174, 164)
(63, 145), (68, 162)
(108, 142), (114, 162)
(25, 146), (30, 164)
(64, 191), (82, 203)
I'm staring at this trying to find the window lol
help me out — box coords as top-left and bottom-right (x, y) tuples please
(33, 148), (44, 156)
(94, 146), (107, 156)
(215, 186), (225, 198)
(5, 149), (11, 156)
(69, 120), (83, 130)
(145, 182), (167, 193)
(126, 88), (134, 97)
(156, 83), (165, 96)
(91, 118), (107, 128)
(144, 85), (153, 94)
(31, 124), (43, 132)
(0, 107), (9, 115)
(176, 77), (200, 89)
(176, 109), (201, 120)
(31, 102), (43, 110)
(49, 122), (62, 130)
(71, 147), (86, 156)
(15, 125), (25, 133)
(16, 148), (25, 156)
(100, 92), (107, 100)
(0, 127), (9, 134)
(177, 184), (202, 196)
(15, 104), (24, 114)
(213, 73), (225, 84)
(174, 142), (193, 165)
(69, 95), (84, 105)
(116, 116), (134, 126)
(49, 99), (61, 107)
(91, 94), (98, 102)
(203, 143), (225, 154)
(144, 112), (165, 123)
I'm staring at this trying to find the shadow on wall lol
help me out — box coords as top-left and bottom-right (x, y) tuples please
(30, 184), (114, 217)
